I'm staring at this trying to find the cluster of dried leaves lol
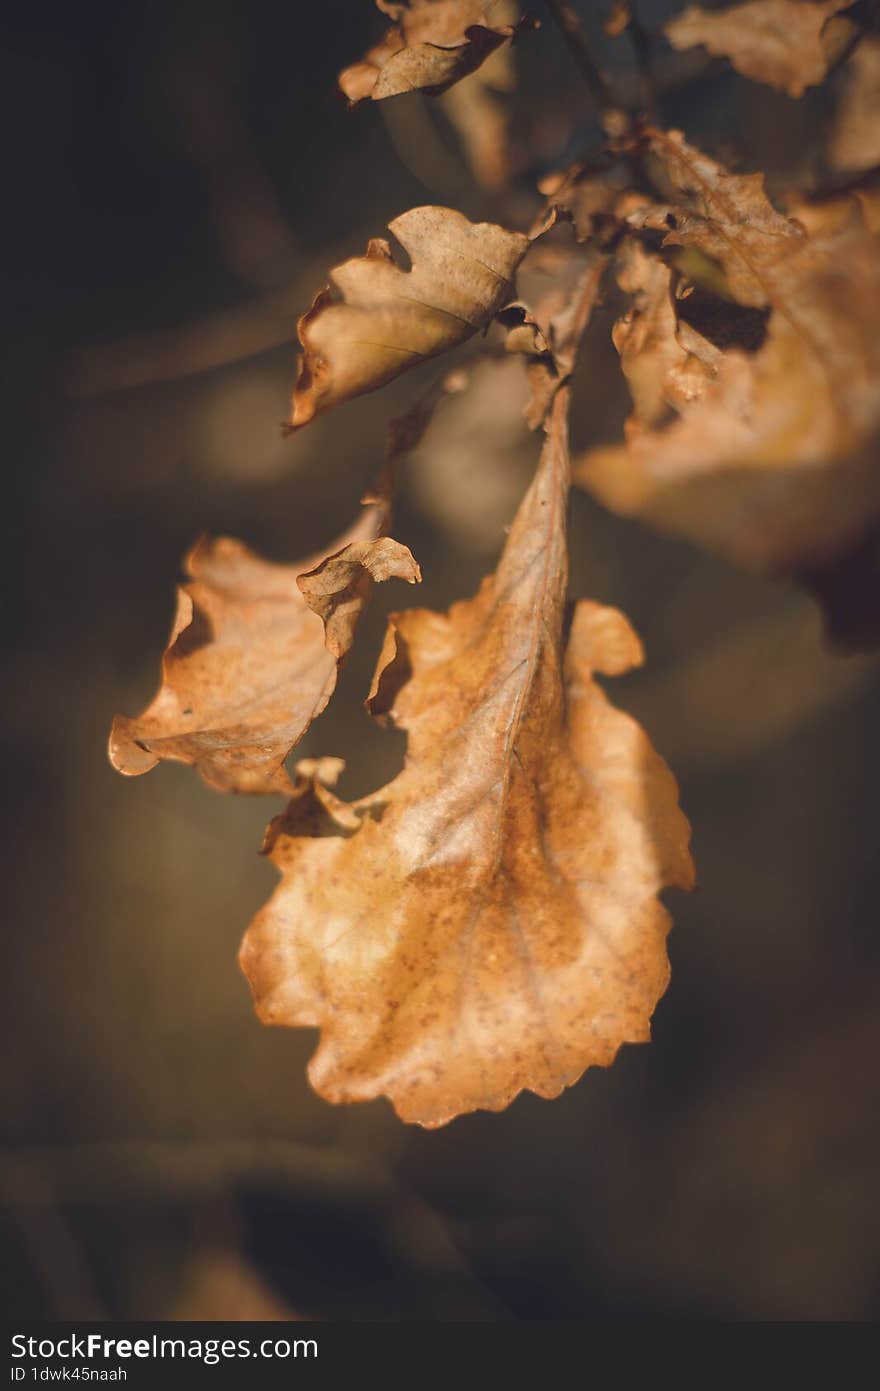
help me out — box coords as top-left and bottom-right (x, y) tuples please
(111, 0), (880, 1126)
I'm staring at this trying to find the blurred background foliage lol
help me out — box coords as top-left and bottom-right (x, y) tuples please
(2, 0), (879, 1320)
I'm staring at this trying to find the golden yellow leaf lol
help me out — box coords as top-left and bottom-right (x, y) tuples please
(239, 390), (694, 1127)
(665, 0), (856, 99)
(109, 496), (419, 796)
(576, 132), (880, 574)
(339, 0), (531, 104)
(289, 206), (528, 431)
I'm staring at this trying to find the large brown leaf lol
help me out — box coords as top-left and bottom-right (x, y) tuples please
(109, 491), (419, 796)
(289, 206), (528, 431)
(239, 390), (694, 1127)
(576, 132), (880, 575)
(338, 0), (530, 104)
(665, 0), (856, 99)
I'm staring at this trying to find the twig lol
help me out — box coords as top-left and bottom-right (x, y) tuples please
(622, 2), (657, 117)
(542, 0), (615, 114)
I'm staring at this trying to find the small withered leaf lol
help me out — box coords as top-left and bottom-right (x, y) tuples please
(339, 0), (532, 105)
(576, 132), (880, 577)
(239, 390), (693, 1127)
(107, 398), (434, 795)
(289, 206), (529, 431)
(536, 161), (630, 245)
(496, 302), (550, 358)
(609, 239), (719, 429)
(665, 0), (856, 100)
(298, 538), (421, 661)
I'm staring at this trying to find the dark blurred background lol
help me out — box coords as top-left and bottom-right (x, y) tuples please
(2, 0), (879, 1321)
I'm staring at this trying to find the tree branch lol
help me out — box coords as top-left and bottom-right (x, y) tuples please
(543, 0), (615, 114)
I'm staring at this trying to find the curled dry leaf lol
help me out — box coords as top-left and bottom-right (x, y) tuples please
(535, 160), (630, 244)
(633, 135), (807, 308)
(576, 131), (880, 576)
(239, 390), (694, 1127)
(496, 301), (550, 357)
(607, 239), (719, 428)
(665, 0), (856, 99)
(339, 0), (532, 104)
(109, 518), (418, 796)
(107, 385), (452, 794)
(289, 206), (528, 431)
(298, 537), (421, 660)
(110, 535), (338, 795)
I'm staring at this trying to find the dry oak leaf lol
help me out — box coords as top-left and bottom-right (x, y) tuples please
(633, 132), (808, 309)
(239, 390), (694, 1127)
(665, 0), (856, 99)
(338, 0), (532, 104)
(289, 206), (529, 431)
(109, 507), (420, 796)
(576, 132), (880, 574)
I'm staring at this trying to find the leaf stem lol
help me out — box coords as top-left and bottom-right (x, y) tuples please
(542, 0), (615, 114)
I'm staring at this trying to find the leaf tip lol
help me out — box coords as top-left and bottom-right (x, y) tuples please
(107, 716), (158, 778)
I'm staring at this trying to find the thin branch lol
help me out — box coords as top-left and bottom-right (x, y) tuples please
(542, 0), (615, 113)
(621, 1), (657, 117)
